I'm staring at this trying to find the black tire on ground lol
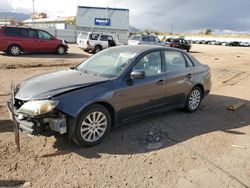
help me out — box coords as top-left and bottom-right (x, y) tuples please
(93, 45), (102, 54)
(185, 86), (203, 112)
(187, 48), (190, 52)
(8, 45), (21, 56)
(56, 45), (66, 55)
(73, 104), (111, 147)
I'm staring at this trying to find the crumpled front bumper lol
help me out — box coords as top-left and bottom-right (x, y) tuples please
(7, 98), (67, 135)
(7, 100), (35, 134)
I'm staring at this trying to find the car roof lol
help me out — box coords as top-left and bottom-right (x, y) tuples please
(1, 26), (42, 31)
(113, 45), (185, 54)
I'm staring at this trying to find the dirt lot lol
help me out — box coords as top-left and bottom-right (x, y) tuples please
(0, 44), (250, 188)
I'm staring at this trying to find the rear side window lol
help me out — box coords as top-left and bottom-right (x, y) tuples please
(142, 36), (149, 42)
(90, 34), (99, 40)
(100, 35), (108, 41)
(164, 51), (187, 71)
(3, 27), (20, 37)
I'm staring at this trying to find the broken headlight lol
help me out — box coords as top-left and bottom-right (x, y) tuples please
(17, 100), (58, 116)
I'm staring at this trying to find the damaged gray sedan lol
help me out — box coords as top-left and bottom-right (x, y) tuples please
(8, 45), (211, 147)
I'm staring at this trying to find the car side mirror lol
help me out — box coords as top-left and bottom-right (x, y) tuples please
(130, 70), (145, 79)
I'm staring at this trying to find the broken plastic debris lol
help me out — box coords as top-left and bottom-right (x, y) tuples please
(227, 101), (245, 111)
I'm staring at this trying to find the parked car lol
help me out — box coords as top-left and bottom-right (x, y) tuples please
(170, 38), (191, 52)
(77, 32), (118, 53)
(165, 37), (175, 46)
(226, 41), (241, 47)
(128, 35), (165, 46)
(8, 45), (211, 147)
(240, 42), (250, 47)
(0, 26), (68, 56)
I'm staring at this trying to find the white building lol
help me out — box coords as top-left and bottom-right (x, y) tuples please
(76, 6), (129, 43)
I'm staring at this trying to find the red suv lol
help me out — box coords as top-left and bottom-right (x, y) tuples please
(0, 26), (68, 56)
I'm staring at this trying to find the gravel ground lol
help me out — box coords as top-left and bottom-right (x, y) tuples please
(0, 44), (249, 188)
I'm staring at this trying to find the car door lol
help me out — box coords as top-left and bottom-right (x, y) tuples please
(148, 36), (156, 45)
(22, 29), (40, 52)
(99, 35), (109, 49)
(119, 51), (167, 120)
(141, 36), (149, 45)
(37, 30), (58, 52)
(163, 50), (195, 107)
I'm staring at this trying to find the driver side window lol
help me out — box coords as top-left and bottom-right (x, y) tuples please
(134, 51), (162, 76)
(38, 30), (52, 40)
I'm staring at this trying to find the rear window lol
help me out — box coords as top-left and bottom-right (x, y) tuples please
(78, 32), (88, 39)
(3, 27), (21, 37)
(130, 35), (140, 41)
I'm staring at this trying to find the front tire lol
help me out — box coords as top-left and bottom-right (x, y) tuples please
(8, 45), (21, 56)
(73, 104), (111, 147)
(57, 46), (66, 55)
(185, 87), (202, 112)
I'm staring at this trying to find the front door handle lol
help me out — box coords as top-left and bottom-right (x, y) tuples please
(157, 80), (165, 85)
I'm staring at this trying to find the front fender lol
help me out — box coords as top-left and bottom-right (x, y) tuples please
(54, 84), (119, 118)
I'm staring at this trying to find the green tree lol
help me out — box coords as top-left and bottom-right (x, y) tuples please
(205, 29), (212, 35)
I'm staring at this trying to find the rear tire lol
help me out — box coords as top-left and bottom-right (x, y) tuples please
(93, 45), (102, 54)
(73, 104), (111, 147)
(185, 87), (202, 112)
(8, 45), (21, 56)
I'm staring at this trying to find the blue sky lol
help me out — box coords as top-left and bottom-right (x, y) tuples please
(0, 0), (250, 32)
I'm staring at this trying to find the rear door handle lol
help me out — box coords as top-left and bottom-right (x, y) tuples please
(186, 73), (192, 78)
(157, 80), (165, 85)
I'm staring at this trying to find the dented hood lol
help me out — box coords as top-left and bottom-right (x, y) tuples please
(15, 69), (109, 100)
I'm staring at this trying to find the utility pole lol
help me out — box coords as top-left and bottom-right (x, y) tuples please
(32, 0), (35, 25)
(171, 25), (173, 34)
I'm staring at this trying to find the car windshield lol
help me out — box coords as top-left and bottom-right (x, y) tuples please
(77, 48), (137, 78)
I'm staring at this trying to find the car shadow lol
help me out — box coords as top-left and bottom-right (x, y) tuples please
(51, 94), (250, 158)
(0, 180), (26, 187)
(190, 51), (202, 54)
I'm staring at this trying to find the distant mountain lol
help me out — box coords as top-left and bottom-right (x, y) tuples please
(0, 12), (30, 21)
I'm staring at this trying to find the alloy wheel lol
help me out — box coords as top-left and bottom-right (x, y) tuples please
(188, 89), (201, 110)
(80, 111), (107, 142)
(57, 46), (65, 55)
(10, 46), (21, 56)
